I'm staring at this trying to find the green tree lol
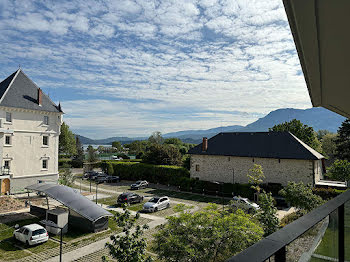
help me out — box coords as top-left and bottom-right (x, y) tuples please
(58, 164), (75, 186)
(97, 145), (105, 154)
(148, 131), (163, 144)
(317, 129), (331, 140)
(321, 133), (337, 159)
(59, 122), (77, 156)
(143, 144), (182, 165)
(103, 206), (152, 262)
(327, 159), (350, 181)
(269, 119), (321, 151)
(247, 164), (265, 193)
(279, 182), (324, 213)
(125, 140), (148, 156)
(152, 204), (263, 262)
(335, 119), (350, 161)
(164, 138), (182, 146)
(257, 192), (279, 236)
(112, 141), (123, 152)
(107, 162), (114, 176)
(87, 145), (98, 163)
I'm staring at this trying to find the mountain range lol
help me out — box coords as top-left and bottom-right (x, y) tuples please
(77, 107), (346, 145)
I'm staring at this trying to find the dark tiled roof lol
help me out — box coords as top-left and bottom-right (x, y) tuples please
(0, 69), (62, 113)
(188, 132), (324, 160)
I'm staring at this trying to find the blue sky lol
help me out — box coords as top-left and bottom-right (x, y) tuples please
(0, 0), (311, 138)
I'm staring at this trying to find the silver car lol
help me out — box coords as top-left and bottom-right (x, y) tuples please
(231, 196), (260, 213)
(143, 196), (170, 212)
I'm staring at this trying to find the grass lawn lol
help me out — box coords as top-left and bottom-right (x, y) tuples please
(0, 217), (60, 261)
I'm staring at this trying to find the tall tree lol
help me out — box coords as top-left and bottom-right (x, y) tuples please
(103, 206), (152, 262)
(125, 140), (148, 156)
(269, 119), (321, 151)
(148, 131), (163, 144)
(87, 145), (98, 163)
(321, 133), (337, 160)
(143, 144), (182, 165)
(335, 119), (350, 161)
(112, 141), (123, 152)
(59, 122), (77, 155)
(152, 204), (263, 262)
(327, 159), (350, 182)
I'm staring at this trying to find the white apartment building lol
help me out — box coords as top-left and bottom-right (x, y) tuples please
(0, 69), (63, 194)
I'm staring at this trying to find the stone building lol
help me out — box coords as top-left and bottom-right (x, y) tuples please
(0, 69), (63, 194)
(188, 132), (325, 186)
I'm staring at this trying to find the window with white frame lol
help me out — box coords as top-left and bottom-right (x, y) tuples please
(43, 136), (49, 146)
(4, 160), (10, 169)
(44, 116), (49, 125)
(6, 112), (12, 123)
(5, 135), (11, 145)
(42, 159), (48, 169)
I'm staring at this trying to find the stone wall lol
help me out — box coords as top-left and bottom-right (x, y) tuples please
(190, 154), (320, 186)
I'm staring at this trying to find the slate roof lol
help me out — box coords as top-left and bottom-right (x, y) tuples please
(0, 69), (62, 113)
(188, 132), (324, 160)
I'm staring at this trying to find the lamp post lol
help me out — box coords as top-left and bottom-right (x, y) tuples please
(95, 182), (98, 204)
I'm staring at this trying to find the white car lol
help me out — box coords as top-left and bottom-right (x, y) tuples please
(232, 196), (260, 213)
(143, 196), (170, 212)
(14, 224), (49, 246)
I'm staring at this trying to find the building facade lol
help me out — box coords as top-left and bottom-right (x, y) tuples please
(0, 69), (63, 194)
(188, 132), (325, 186)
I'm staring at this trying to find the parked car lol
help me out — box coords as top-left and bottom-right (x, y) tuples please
(90, 172), (106, 181)
(117, 192), (144, 205)
(83, 171), (98, 180)
(231, 196), (260, 213)
(96, 175), (120, 184)
(13, 224), (48, 246)
(143, 196), (170, 212)
(130, 180), (149, 190)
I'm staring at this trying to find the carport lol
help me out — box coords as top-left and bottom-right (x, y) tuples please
(25, 183), (112, 233)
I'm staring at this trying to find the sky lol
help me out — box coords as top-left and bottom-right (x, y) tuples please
(0, 0), (311, 138)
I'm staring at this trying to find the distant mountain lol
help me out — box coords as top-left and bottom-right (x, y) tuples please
(75, 107), (346, 145)
(239, 107), (345, 133)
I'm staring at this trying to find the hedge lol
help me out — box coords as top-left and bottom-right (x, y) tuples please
(313, 187), (347, 200)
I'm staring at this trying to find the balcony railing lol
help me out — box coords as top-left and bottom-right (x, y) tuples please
(227, 189), (350, 262)
(0, 166), (10, 176)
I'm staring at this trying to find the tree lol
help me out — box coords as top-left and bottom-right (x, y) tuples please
(87, 145), (98, 163)
(97, 145), (105, 154)
(59, 122), (77, 156)
(317, 129), (332, 140)
(125, 140), (148, 157)
(321, 133), (337, 159)
(152, 204), (263, 262)
(148, 131), (163, 144)
(112, 141), (123, 152)
(164, 138), (182, 147)
(269, 119), (321, 151)
(327, 159), (350, 181)
(257, 192), (279, 236)
(107, 162), (114, 176)
(58, 164), (75, 186)
(335, 119), (350, 161)
(103, 206), (152, 262)
(247, 164), (278, 236)
(143, 144), (182, 165)
(279, 182), (324, 213)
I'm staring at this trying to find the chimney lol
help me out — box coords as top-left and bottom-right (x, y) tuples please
(202, 137), (208, 152)
(38, 88), (42, 106)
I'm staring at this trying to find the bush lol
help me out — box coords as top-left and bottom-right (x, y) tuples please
(59, 158), (71, 167)
(312, 187), (346, 200)
(327, 159), (350, 181)
(280, 211), (302, 227)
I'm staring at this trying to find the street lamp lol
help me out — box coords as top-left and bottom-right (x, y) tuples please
(41, 221), (64, 262)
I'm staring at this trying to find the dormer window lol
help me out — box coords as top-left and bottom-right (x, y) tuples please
(44, 116), (49, 125)
(6, 112), (11, 123)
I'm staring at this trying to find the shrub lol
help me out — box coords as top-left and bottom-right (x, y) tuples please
(58, 158), (71, 167)
(312, 187), (346, 200)
(280, 211), (302, 227)
(327, 159), (350, 181)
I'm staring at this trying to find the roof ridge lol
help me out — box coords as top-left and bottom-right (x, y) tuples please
(0, 69), (21, 104)
(288, 132), (324, 159)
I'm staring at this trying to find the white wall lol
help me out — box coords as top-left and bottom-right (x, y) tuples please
(0, 106), (62, 191)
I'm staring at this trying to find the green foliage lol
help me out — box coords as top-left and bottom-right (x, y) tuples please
(327, 159), (350, 181)
(103, 206), (152, 262)
(87, 145), (98, 163)
(335, 119), (350, 161)
(59, 122), (77, 156)
(125, 140), (148, 156)
(74, 136), (84, 167)
(247, 164), (265, 193)
(312, 187), (346, 200)
(257, 192), (279, 236)
(182, 155), (191, 170)
(112, 141), (123, 151)
(321, 133), (337, 159)
(143, 144), (182, 166)
(107, 162), (114, 175)
(279, 211), (302, 227)
(59, 165), (75, 186)
(58, 158), (71, 167)
(148, 131), (163, 144)
(152, 204), (263, 262)
(269, 119), (321, 151)
(317, 130), (332, 140)
(279, 182), (325, 212)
